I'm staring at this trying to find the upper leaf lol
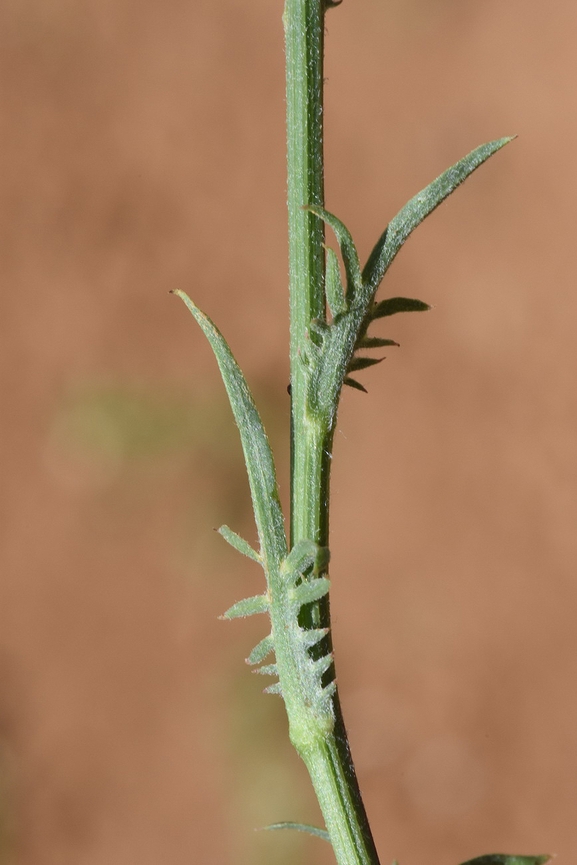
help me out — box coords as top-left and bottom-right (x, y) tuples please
(362, 138), (514, 295)
(172, 291), (287, 574)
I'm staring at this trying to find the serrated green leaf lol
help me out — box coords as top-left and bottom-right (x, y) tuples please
(262, 822), (330, 843)
(307, 206), (362, 299)
(371, 297), (430, 319)
(247, 634), (274, 665)
(222, 594), (269, 620)
(325, 246), (347, 317)
(172, 291), (287, 575)
(362, 138), (514, 294)
(218, 525), (261, 563)
(347, 356), (384, 373)
(459, 857), (550, 865)
(343, 376), (368, 393)
(292, 577), (331, 606)
(357, 336), (400, 349)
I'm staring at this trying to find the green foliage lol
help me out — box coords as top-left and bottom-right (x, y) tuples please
(173, 3), (538, 865)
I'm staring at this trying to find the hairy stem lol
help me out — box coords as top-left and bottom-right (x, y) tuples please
(285, 0), (326, 546)
(284, 1), (380, 863)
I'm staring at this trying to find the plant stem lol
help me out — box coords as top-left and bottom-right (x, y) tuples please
(284, 1), (380, 863)
(285, 0), (326, 547)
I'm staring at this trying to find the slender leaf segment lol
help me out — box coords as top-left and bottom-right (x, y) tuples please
(172, 3), (548, 865)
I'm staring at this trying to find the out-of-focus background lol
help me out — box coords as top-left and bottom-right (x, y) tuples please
(1, 0), (576, 863)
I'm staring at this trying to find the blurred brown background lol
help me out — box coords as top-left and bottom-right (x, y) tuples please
(1, 0), (576, 863)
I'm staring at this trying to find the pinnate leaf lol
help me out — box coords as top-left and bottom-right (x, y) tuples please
(362, 138), (514, 294)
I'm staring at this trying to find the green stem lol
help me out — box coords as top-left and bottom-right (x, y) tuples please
(284, 1), (380, 863)
(285, 0), (326, 545)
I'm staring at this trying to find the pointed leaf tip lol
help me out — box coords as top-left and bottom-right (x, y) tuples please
(347, 356), (385, 373)
(371, 297), (431, 320)
(362, 137), (515, 294)
(261, 822), (331, 843)
(344, 376), (368, 393)
(357, 336), (400, 349)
